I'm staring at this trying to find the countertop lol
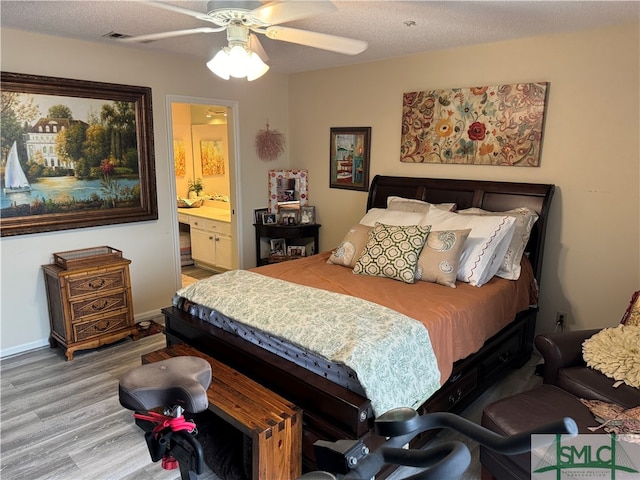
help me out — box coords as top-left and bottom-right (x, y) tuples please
(178, 206), (231, 223)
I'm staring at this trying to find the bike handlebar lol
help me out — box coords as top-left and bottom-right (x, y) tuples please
(301, 407), (578, 480)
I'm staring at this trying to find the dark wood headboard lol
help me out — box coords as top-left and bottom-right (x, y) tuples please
(366, 175), (555, 282)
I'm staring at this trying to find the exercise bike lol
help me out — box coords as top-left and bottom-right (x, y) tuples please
(119, 357), (578, 480)
(119, 356), (211, 480)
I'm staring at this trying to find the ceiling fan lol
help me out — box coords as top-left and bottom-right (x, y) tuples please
(121, 0), (368, 80)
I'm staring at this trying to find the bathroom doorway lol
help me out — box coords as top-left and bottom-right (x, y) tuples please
(166, 95), (242, 286)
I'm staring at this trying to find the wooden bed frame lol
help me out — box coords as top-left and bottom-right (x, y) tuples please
(162, 175), (555, 476)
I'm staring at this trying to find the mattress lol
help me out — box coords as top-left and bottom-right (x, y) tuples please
(174, 251), (536, 392)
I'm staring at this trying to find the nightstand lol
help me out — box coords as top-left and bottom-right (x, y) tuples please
(254, 223), (321, 266)
(42, 246), (138, 360)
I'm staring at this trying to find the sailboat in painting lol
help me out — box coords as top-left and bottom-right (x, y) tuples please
(3, 141), (31, 194)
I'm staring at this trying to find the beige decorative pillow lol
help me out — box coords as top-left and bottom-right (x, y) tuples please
(353, 223), (431, 284)
(416, 229), (471, 288)
(423, 208), (516, 287)
(459, 207), (539, 280)
(328, 223), (372, 268)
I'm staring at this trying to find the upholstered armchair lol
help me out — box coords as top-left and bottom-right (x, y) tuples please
(535, 328), (640, 409)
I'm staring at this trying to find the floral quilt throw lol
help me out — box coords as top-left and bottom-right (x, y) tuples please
(176, 269), (441, 416)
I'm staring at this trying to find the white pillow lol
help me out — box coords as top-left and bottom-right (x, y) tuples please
(387, 196), (457, 213)
(359, 208), (428, 227)
(422, 208), (516, 286)
(459, 207), (539, 280)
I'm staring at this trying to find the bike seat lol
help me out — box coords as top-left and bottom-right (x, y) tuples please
(119, 356), (212, 413)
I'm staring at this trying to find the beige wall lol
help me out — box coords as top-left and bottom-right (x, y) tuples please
(1, 22), (638, 355)
(0, 28), (290, 355)
(289, 22), (640, 334)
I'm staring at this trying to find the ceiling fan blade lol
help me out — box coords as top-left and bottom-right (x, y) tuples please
(249, 33), (270, 62)
(144, 1), (224, 25)
(264, 26), (367, 55)
(251, 0), (336, 26)
(121, 27), (225, 43)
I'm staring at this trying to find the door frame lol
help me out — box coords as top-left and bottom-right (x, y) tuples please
(165, 94), (243, 288)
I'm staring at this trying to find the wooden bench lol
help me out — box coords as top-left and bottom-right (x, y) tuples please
(141, 343), (302, 480)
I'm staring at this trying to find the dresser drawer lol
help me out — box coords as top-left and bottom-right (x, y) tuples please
(73, 311), (131, 341)
(66, 268), (127, 298)
(70, 290), (128, 322)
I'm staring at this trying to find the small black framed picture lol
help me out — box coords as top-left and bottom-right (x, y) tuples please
(254, 208), (268, 224)
(270, 238), (286, 255)
(262, 213), (277, 224)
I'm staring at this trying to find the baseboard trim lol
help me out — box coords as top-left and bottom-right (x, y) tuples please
(1, 339), (50, 359)
(1, 309), (165, 359)
(134, 309), (165, 323)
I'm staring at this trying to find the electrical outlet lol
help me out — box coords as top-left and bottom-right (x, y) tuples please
(556, 312), (567, 326)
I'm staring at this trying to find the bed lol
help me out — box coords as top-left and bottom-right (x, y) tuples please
(162, 175), (555, 476)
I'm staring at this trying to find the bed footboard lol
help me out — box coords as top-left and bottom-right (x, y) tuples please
(162, 305), (537, 475)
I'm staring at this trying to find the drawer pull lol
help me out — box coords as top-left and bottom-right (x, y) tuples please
(94, 321), (111, 332)
(498, 352), (510, 363)
(88, 279), (106, 289)
(91, 300), (109, 311)
(448, 388), (463, 405)
(448, 372), (462, 384)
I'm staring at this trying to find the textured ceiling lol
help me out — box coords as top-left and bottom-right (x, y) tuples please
(2, 1), (638, 74)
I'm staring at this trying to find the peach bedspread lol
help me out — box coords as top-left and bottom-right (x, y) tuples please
(251, 251), (536, 385)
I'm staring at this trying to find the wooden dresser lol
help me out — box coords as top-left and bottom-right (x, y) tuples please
(42, 247), (138, 361)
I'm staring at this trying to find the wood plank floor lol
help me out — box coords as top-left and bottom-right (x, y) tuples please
(0, 332), (221, 480)
(1, 329), (541, 480)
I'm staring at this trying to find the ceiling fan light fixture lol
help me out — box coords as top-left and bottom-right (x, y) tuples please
(207, 48), (232, 80)
(206, 44), (269, 81)
(246, 51), (270, 81)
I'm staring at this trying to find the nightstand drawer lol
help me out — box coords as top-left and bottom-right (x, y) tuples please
(70, 290), (128, 322)
(424, 368), (478, 412)
(73, 311), (131, 341)
(66, 268), (127, 298)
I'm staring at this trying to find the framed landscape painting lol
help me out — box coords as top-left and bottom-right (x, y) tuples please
(0, 72), (157, 237)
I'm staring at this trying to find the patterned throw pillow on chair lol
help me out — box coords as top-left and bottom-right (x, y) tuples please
(621, 291), (640, 326)
(353, 223), (430, 284)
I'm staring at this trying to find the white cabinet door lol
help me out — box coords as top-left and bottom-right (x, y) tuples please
(214, 234), (233, 270)
(190, 228), (216, 266)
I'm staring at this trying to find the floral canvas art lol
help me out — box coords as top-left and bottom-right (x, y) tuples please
(174, 139), (185, 176)
(201, 139), (225, 175)
(401, 82), (548, 166)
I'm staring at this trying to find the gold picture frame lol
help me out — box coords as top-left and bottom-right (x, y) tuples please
(1, 72), (157, 236)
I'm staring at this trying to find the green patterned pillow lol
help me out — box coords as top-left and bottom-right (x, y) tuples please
(353, 223), (431, 284)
